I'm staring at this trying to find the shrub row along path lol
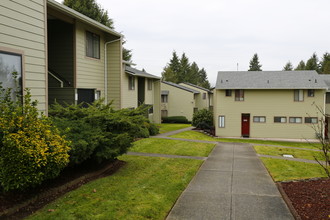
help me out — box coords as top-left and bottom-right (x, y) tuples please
(132, 127), (294, 219)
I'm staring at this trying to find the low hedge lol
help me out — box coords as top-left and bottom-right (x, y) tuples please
(162, 116), (190, 124)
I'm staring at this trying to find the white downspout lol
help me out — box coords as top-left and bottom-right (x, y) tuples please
(104, 38), (122, 103)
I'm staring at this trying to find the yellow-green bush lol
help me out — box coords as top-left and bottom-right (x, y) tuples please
(0, 89), (70, 191)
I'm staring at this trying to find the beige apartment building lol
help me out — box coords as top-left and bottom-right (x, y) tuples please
(122, 65), (161, 123)
(214, 71), (329, 140)
(161, 81), (211, 121)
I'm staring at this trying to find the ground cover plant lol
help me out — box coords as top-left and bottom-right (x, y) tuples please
(49, 102), (159, 165)
(28, 155), (203, 220)
(0, 87), (70, 191)
(170, 130), (320, 149)
(157, 123), (191, 134)
(130, 138), (215, 157)
(254, 146), (325, 161)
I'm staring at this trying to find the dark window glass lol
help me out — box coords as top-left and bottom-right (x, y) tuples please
(86, 31), (100, 59)
(235, 89), (244, 101)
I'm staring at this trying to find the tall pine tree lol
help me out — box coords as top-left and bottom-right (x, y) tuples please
(305, 53), (319, 72)
(161, 51), (210, 89)
(63, 0), (133, 62)
(295, 60), (306, 70)
(320, 52), (330, 74)
(248, 53), (262, 71)
(283, 61), (293, 71)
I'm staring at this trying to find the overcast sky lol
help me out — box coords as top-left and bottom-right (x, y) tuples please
(56, 0), (330, 85)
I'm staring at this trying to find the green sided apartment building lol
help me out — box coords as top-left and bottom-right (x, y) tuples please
(214, 71), (329, 140)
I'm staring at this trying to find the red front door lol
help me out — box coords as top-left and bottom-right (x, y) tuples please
(241, 114), (250, 138)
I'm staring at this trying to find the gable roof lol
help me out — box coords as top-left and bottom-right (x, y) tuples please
(47, 0), (122, 38)
(162, 81), (200, 94)
(180, 82), (212, 93)
(318, 74), (330, 91)
(215, 71), (328, 90)
(125, 66), (160, 79)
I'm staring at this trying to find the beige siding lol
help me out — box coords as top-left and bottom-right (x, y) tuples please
(179, 83), (209, 110)
(121, 73), (137, 108)
(75, 21), (105, 92)
(145, 79), (153, 104)
(214, 89), (325, 139)
(152, 80), (161, 123)
(107, 40), (122, 109)
(161, 82), (195, 121)
(0, 0), (47, 112)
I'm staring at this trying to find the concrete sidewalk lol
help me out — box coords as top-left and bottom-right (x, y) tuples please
(166, 143), (294, 220)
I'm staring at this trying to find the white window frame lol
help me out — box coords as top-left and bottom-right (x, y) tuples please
(219, 115), (225, 128)
(289, 117), (302, 123)
(253, 116), (266, 123)
(128, 75), (135, 90)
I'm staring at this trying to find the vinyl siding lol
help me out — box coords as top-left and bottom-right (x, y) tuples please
(107, 40), (122, 109)
(75, 21), (104, 91)
(145, 79), (153, 105)
(152, 80), (161, 123)
(161, 82), (195, 121)
(214, 89), (325, 139)
(121, 73), (137, 108)
(0, 0), (47, 113)
(179, 83), (209, 109)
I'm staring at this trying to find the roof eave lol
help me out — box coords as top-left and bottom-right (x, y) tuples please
(47, 0), (123, 38)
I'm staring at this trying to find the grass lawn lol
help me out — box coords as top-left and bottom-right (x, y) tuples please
(157, 123), (191, 134)
(260, 158), (327, 181)
(28, 155), (202, 220)
(254, 145), (325, 161)
(130, 138), (215, 157)
(170, 130), (320, 149)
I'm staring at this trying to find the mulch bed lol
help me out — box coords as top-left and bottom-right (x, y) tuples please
(279, 178), (330, 220)
(0, 159), (125, 219)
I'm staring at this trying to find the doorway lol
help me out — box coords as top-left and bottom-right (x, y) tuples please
(138, 77), (145, 106)
(241, 113), (250, 138)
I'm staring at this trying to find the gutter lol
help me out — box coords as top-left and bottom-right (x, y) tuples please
(104, 38), (122, 103)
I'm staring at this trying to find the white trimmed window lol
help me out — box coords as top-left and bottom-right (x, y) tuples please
(161, 94), (168, 103)
(253, 116), (266, 123)
(289, 117), (302, 123)
(219, 116), (225, 128)
(274, 117), (287, 123)
(294, 89), (304, 102)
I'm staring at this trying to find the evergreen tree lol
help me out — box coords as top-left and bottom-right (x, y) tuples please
(295, 60), (306, 70)
(248, 53), (262, 71)
(305, 53), (319, 72)
(320, 52), (330, 74)
(161, 51), (210, 88)
(283, 61), (293, 71)
(63, 0), (133, 62)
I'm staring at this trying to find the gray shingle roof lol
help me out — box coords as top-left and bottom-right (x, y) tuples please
(180, 82), (212, 93)
(125, 66), (160, 79)
(318, 74), (330, 91)
(161, 81), (200, 94)
(215, 71), (328, 89)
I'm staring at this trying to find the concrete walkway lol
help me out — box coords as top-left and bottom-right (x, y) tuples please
(166, 143), (294, 220)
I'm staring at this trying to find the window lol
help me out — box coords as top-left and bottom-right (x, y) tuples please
(225, 90), (232, 97)
(326, 93), (330, 104)
(218, 116), (225, 128)
(0, 51), (22, 100)
(161, 110), (168, 118)
(294, 89), (304, 102)
(194, 107), (198, 113)
(307, 89), (315, 97)
(235, 89), (244, 101)
(305, 117), (318, 124)
(253, 116), (266, 123)
(289, 117), (302, 123)
(161, 94), (168, 103)
(128, 76), (135, 90)
(86, 31), (100, 59)
(147, 79), (152, 90)
(202, 93), (206, 99)
(95, 90), (101, 100)
(274, 117), (287, 123)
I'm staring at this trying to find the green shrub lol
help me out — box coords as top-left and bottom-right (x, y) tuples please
(49, 101), (159, 165)
(192, 109), (213, 129)
(162, 116), (189, 124)
(0, 89), (70, 191)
